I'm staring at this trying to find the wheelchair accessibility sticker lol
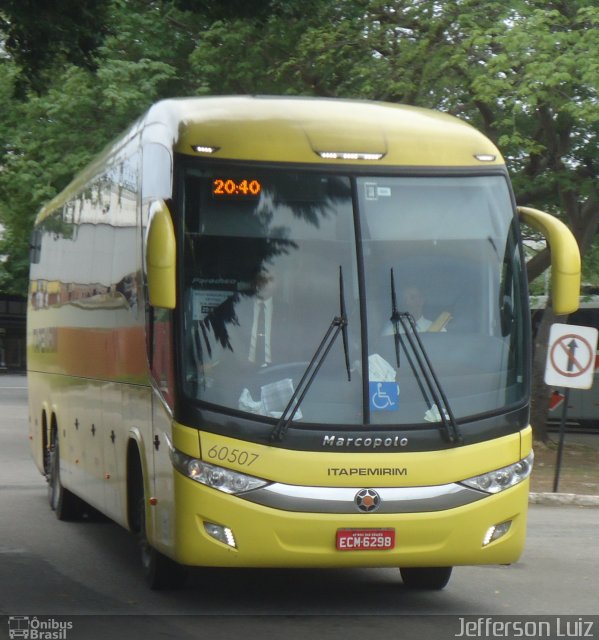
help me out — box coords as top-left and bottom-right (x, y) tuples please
(369, 381), (400, 411)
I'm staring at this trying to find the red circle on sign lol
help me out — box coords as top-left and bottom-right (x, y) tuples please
(549, 333), (594, 378)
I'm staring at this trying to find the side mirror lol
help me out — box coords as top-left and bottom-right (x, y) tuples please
(518, 206), (580, 315)
(146, 200), (176, 309)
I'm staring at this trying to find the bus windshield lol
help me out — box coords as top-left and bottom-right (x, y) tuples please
(181, 167), (527, 427)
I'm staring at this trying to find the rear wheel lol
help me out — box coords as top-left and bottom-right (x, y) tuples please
(130, 457), (187, 590)
(400, 567), (452, 590)
(47, 433), (85, 521)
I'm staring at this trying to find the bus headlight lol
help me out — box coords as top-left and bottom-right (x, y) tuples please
(460, 452), (534, 494)
(170, 448), (269, 494)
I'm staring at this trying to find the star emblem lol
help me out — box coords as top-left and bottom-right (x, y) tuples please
(355, 488), (381, 512)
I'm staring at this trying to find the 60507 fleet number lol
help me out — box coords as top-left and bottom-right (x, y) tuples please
(207, 445), (260, 467)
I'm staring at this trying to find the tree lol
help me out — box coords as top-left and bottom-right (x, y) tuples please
(188, 0), (599, 440)
(0, 0), (112, 94)
(439, 1), (599, 441)
(189, 0), (599, 260)
(0, 0), (201, 293)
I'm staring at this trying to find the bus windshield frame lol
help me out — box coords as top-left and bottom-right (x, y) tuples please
(176, 159), (530, 436)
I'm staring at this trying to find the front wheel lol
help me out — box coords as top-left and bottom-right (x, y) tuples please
(134, 479), (187, 590)
(400, 567), (452, 590)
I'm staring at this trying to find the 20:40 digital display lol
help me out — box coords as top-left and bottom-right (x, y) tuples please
(212, 178), (262, 198)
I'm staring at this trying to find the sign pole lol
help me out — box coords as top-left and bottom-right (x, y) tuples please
(552, 387), (570, 493)
(545, 322), (598, 494)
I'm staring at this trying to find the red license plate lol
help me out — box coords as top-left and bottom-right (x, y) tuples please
(336, 528), (395, 551)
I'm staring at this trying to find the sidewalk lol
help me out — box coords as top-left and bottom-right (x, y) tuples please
(529, 492), (599, 506)
(529, 427), (599, 507)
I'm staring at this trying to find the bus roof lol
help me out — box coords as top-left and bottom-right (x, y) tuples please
(35, 96), (504, 224)
(150, 96), (503, 167)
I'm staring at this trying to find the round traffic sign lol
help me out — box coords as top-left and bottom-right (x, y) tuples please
(549, 333), (594, 378)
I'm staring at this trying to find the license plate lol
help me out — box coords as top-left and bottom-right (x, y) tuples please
(336, 528), (395, 551)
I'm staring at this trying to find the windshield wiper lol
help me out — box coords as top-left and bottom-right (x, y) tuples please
(390, 268), (401, 368)
(270, 266), (351, 442)
(389, 269), (462, 445)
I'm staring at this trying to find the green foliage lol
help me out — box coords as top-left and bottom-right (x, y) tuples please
(0, 0), (112, 94)
(582, 235), (599, 287)
(0, 0), (200, 293)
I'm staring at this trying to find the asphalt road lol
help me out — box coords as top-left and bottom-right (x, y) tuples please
(1, 374), (598, 640)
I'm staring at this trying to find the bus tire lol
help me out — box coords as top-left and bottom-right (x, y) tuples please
(130, 462), (187, 590)
(47, 433), (85, 521)
(399, 566), (452, 590)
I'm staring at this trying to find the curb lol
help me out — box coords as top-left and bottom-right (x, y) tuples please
(529, 492), (599, 507)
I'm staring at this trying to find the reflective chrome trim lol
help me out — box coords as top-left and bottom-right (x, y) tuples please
(150, 379), (173, 419)
(240, 482), (486, 513)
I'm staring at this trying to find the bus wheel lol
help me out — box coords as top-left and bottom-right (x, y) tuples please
(47, 434), (85, 521)
(399, 567), (452, 590)
(134, 490), (187, 590)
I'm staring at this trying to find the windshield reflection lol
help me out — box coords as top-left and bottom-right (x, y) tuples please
(358, 175), (527, 425)
(182, 170), (363, 423)
(180, 169), (528, 428)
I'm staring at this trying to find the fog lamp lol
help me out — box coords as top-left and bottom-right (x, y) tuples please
(483, 520), (512, 546)
(204, 522), (237, 548)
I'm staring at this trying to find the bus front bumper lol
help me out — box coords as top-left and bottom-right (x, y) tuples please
(168, 474), (529, 568)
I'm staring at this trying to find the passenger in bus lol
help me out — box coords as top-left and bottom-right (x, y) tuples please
(379, 283), (449, 336)
(400, 285), (434, 332)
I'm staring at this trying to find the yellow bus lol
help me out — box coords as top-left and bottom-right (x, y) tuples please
(27, 96), (580, 590)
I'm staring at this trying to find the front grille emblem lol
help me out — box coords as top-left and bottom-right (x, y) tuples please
(355, 488), (381, 512)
